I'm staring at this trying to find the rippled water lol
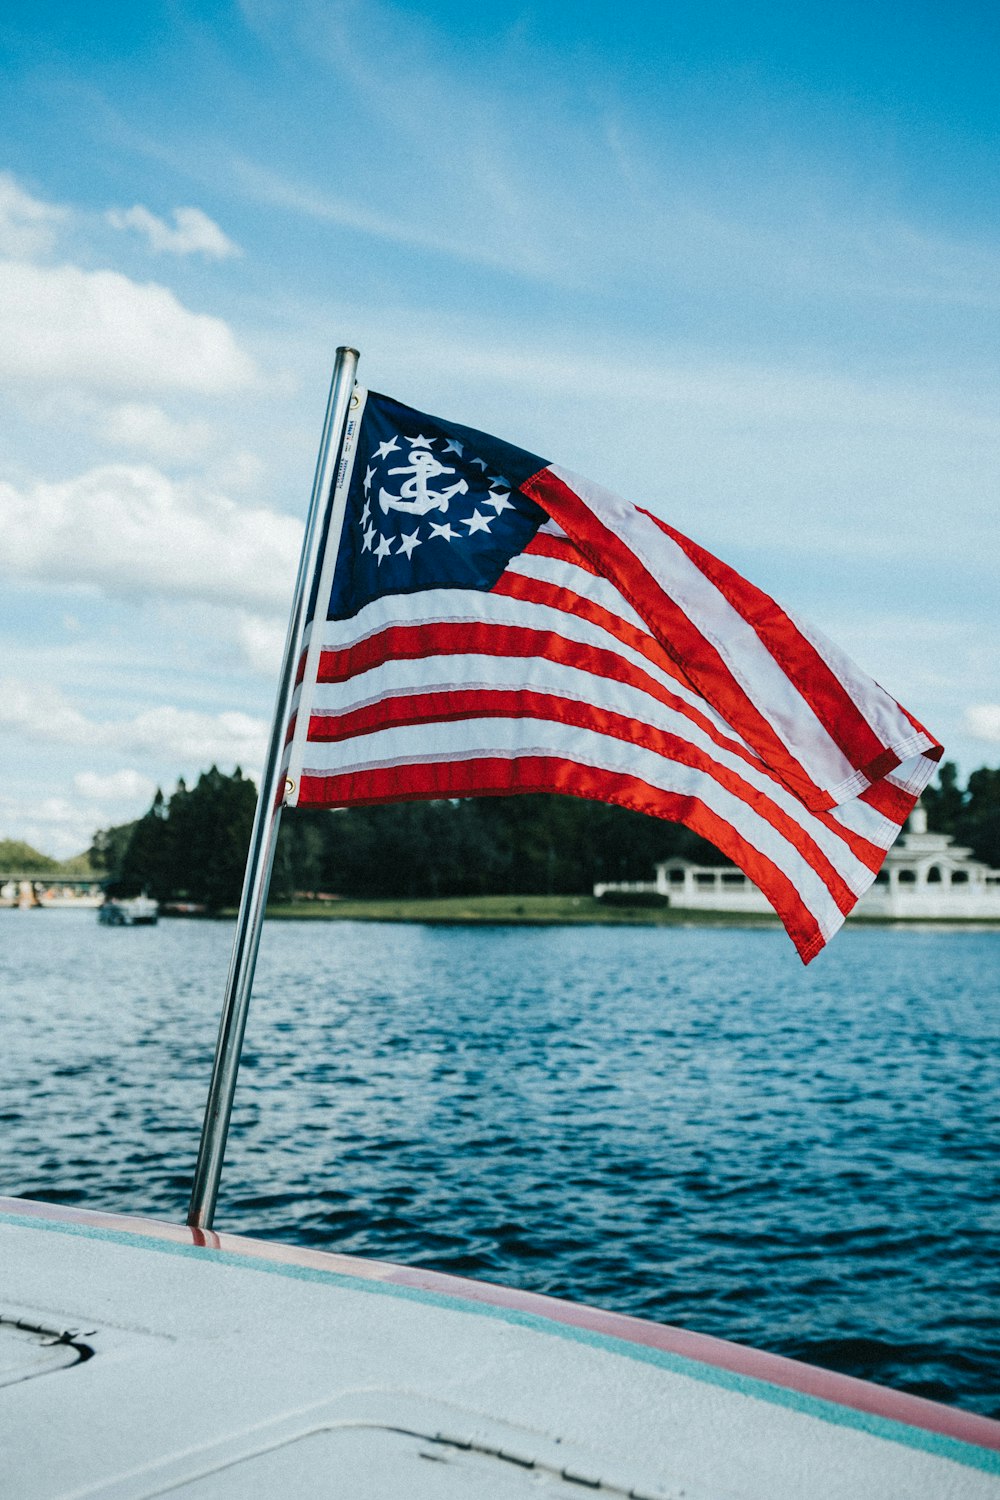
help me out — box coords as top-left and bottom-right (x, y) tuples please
(2, 909), (998, 1416)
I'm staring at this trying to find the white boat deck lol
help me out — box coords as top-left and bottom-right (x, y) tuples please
(3, 1198), (998, 1499)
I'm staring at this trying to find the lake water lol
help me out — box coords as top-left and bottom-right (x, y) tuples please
(2, 909), (997, 1417)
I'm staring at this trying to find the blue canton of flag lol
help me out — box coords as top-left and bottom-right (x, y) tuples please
(327, 392), (548, 620)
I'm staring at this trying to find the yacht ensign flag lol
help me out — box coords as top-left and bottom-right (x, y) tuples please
(284, 388), (942, 963)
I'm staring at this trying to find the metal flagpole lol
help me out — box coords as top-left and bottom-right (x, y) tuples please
(187, 345), (360, 1231)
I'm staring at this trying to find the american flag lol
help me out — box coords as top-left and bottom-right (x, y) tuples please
(285, 389), (942, 963)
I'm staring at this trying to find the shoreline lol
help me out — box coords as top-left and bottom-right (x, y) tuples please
(5, 893), (998, 931)
(241, 893), (1000, 930)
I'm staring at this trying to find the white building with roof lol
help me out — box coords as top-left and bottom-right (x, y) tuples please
(852, 803), (1000, 918)
(594, 805), (1000, 919)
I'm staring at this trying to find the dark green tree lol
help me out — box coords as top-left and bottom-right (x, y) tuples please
(922, 760), (1000, 868)
(109, 768), (257, 909)
(271, 809), (329, 900)
(166, 766), (257, 910)
(88, 819), (138, 883)
(959, 767), (1000, 869)
(105, 768), (878, 907)
(275, 791), (730, 899)
(922, 761), (965, 834)
(118, 789), (171, 898)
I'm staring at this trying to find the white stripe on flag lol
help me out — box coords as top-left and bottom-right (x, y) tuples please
(549, 465), (867, 798)
(300, 715), (861, 943)
(307, 650), (880, 896)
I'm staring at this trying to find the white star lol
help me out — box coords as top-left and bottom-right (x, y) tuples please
(374, 533), (394, 563)
(407, 433), (434, 448)
(469, 456), (488, 470)
(486, 490), (514, 514)
(361, 499), (371, 525)
(363, 465), (375, 492)
(429, 521), (458, 542)
(463, 508), (493, 535)
(398, 529), (421, 559)
(442, 438), (464, 456)
(488, 474), (510, 489)
(361, 523), (376, 551)
(375, 437), (400, 460)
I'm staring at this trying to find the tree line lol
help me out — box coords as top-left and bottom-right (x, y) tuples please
(921, 761), (1000, 867)
(90, 766), (725, 910)
(89, 759), (1000, 913)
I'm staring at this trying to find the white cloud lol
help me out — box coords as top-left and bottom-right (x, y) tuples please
(965, 705), (1000, 744)
(0, 793), (103, 861)
(0, 680), (92, 745)
(142, 596), (288, 677)
(207, 447), (267, 493)
(100, 401), (217, 462)
(118, 705), (266, 765)
(229, 156), (548, 278)
(234, 611), (287, 677)
(108, 204), (241, 259)
(0, 777), (153, 859)
(0, 259), (258, 394)
(0, 463), (301, 611)
(73, 769), (157, 804)
(0, 171), (68, 257)
(0, 677), (267, 768)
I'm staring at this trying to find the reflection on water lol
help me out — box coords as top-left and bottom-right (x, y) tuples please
(2, 910), (998, 1416)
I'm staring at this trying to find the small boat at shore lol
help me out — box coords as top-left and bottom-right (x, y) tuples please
(98, 895), (159, 926)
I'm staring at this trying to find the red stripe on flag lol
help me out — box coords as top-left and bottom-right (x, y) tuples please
(522, 469), (831, 813)
(859, 776), (920, 824)
(296, 755), (827, 963)
(491, 570), (688, 688)
(315, 620), (659, 687)
(313, 622), (783, 805)
(311, 617), (886, 872)
(636, 508), (893, 779)
(306, 688), (859, 916)
(524, 530), (599, 573)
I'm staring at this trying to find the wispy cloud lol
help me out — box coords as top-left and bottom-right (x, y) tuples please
(0, 463), (301, 610)
(0, 170), (68, 257)
(107, 203), (241, 259)
(965, 705), (1000, 744)
(326, 305), (997, 569)
(0, 684), (266, 855)
(0, 259), (258, 394)
(74, 768), (157, 805)
(232, 611), (286, 677)
(0, 676), (266, 766)
(228, 3), (1000, 313)
(99, 402), (218, 463)
(0, 789), (113, 859)
(226, 156), (558, 279)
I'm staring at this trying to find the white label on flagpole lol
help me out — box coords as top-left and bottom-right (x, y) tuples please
(284, 386), (370, 805)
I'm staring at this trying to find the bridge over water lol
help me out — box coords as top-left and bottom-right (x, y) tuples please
(1, 872), (105, 907)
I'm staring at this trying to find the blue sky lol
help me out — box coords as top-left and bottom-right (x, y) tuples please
(1, 0), (997, 856)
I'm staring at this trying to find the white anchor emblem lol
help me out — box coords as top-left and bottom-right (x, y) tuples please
(379, 446), (469, 517)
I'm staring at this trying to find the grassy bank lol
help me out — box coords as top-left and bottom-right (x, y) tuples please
(262, 892), (782, 927)
(253, 893), (1000, 929)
